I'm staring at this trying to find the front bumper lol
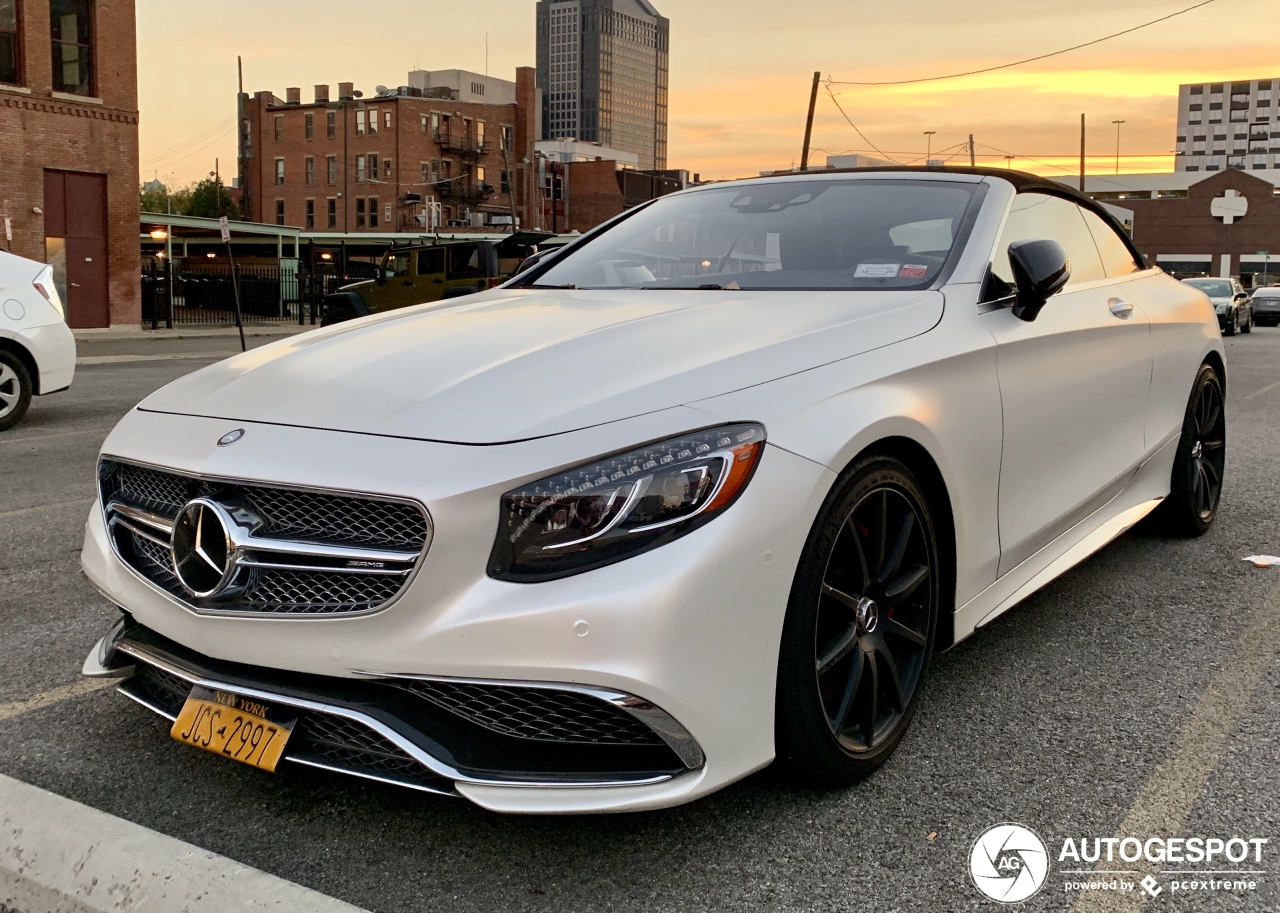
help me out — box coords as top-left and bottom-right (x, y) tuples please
(81, 408), (832, 812)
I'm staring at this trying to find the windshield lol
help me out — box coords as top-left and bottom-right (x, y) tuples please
(1185, 279), (1232, 297)
(527, 179), (979, 291)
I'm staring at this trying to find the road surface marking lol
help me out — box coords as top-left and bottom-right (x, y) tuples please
(1243, 376), (1280, 400)
(0, 773), (370, 913)
(1068, 578), (1280, 912)
(0, 678), (115, 724)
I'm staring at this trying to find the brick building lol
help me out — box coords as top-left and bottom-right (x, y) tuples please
(0, 0), (140, 327)
(545, 158), (682, 233)
(241, 69), (539, 235)
(1122, 169), (1280, 284)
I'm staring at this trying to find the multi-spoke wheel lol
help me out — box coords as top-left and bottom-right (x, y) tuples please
(776, 455), (941, 785)
(0, 351), (33, 432)
(1152, 363), (1226, 537)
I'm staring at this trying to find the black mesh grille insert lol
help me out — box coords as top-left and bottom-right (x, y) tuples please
(401, 680), (665, 745)
(99, 459), (429, 616)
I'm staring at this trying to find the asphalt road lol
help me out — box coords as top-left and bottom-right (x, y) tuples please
(1, 331), (1278, 913)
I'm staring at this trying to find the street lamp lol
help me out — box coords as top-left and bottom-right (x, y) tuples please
(1112, 120), (1125, 174)
(923, 131), (936, 165)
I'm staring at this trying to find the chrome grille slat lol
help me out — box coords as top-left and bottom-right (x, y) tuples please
(100, 459), (430, 617)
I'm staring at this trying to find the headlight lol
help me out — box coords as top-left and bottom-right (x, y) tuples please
(489, 424), (766, 582)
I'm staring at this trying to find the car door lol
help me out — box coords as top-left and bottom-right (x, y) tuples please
(444, 243), (487, 296)
(417, 247), (447, 302)
(981, 191), (1153, 576)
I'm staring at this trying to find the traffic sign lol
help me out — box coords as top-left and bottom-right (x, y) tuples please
(219, 216), (231, 243)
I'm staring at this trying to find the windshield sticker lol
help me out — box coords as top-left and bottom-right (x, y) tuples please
(854, 263), (900, 278)
(899, 264), (928, 279)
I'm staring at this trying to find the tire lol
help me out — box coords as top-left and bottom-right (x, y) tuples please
(1241, 311), (1252, 334)
(775, 454), (940, 786)
(1150, 363), (1225, 537)
(0, 350), (33, 432)
(1224, 310), (1237, 336)
(321, 304), (357, 327)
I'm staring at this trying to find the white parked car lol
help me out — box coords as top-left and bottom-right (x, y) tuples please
(0, 250), (76, 430)
(81, 169), (1225, 813)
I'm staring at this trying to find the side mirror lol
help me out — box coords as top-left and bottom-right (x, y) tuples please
(1008, 238), (1071, 322)
(514, 247), (560, 276)
(375, 270), (388, 286)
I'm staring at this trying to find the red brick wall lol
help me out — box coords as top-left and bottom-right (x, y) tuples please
(1125, 170), (1280, 278)
(0, 0), (140, 327)
(564, 159), (626, 233)
(248, 71), (537, 233)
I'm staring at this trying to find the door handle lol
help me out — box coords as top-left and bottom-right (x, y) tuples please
(1108, 298), (1134, 320)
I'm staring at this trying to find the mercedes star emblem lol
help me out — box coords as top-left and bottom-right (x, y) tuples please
(217, 429), (246, 447)
(171, 498), (236, 597)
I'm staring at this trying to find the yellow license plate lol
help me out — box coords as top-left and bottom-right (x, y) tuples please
(170, 686), (296, 773)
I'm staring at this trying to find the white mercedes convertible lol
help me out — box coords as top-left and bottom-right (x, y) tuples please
(81, 168), (1225, 813)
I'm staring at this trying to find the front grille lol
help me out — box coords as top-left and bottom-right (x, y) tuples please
(401, 680), (665, 746)
(292, 714), (443, 788)
(100, 459), (430, 617)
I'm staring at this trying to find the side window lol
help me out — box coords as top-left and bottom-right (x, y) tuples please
(447, 244), (485, 280)
(1081, 209), (1141, 278)
(417, 248), (444, 275)
(992, 192), (1106, 290)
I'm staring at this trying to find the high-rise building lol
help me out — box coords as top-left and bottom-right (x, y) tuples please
(1175, 78), (1280, 175)
(536, 0), (669, 170)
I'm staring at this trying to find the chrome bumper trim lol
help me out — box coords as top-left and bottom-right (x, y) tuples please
(112, 638), (678, 791)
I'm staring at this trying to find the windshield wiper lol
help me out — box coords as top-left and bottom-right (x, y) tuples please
(529, 282), (578, 289)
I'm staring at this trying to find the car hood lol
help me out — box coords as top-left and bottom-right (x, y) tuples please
(140, 288), (943, 444)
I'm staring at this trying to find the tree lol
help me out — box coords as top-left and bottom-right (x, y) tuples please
(140, 181), (171, 214)
(184, 178), (241, 220)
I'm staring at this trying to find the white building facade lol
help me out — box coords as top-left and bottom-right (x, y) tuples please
(1175, 78), (1280, 174)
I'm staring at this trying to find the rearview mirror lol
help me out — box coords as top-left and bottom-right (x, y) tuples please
(1008, 238), (1070, 322)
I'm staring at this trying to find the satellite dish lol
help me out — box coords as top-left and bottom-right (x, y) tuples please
(375, 85), (392, 96)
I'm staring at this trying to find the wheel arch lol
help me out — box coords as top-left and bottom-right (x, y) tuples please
(1202, 348), (1226, 394)
(322, 291), (369, 317)
(831, 435), (958, 652)
(0, 336), (39, 395)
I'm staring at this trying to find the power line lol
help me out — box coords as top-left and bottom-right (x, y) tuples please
(826, 0), (1217, 86)
(142, 118), (235, 168)
(823, 86), (903, 163)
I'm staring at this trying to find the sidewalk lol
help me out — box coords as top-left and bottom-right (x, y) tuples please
(73, 324), (313, 362)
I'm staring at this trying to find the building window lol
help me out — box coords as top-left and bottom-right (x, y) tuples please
(476, 121), (486, 147)
(384, 158), (392, 178)
(356, 111), (365, 136)
(327, 155), (337, 184)
(1190, 85), (1203, 95)
(421, 114), (428, 133)
(355, 155), (365, 182)
(1189, 103), (1202, 112)
(275, 158), (285, 185)
(275, 200), (285, 226)
(367, 109), (378, 135)
(327, 110), (336, 138)
(367, 153), (379, 179)
(384, 110), (391, 129)
(369, 197), (379, 228)
(421, 162), (430, 183)
(501, 125), (514, 152)
(50, 0), (94, 95)
(431, 113), (440, 140)
(385, 202), (392, 226)
(476, 165), (486, 187)
(0, 0), (21, 85)
(305, 156), (315, 185)
(304, 112), (314, 140)
(305, 199), (315, 229)
(327, 197), (337, 229)
(274, 115), (284, 141)
(501, 170), (511, 194)
(356, 198), (366, 228)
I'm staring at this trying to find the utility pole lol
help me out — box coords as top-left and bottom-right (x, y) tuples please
(1112, 119), (1125, 174)
(1079, 114), (1087, 193)
(1004, 155), (1015, 169)
(968, 134), (975, 167)
(800, 71), (821, 171)
(923, 130), (936, 165)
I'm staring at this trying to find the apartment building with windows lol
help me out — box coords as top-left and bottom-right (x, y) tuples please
(1175, 78), (1280, 175)
(0, 0), (140, 327)
(536, 0), (668, 170)
(241, 68), (537, 234)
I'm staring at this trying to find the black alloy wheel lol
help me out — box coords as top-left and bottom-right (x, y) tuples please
(1241, 309), (1252, 334)
(776, 455), (940, 786)
(1224, 309), (1238, 336)
(1152, 363), (1226, 537)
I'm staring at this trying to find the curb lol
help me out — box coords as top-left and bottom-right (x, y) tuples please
(0, 774), (368, 913)
(72, 326), (311, 342)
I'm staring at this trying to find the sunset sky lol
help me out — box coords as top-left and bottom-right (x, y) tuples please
(138, 0), (1278, 188)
